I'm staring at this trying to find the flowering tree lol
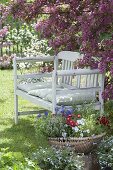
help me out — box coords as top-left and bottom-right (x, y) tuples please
(0, 4), (9, 39)
(9, 0), (113, 100)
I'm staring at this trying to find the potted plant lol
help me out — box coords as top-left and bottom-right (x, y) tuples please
(35, 106), (110, 170)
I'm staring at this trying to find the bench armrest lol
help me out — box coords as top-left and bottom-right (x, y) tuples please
(56, 69), (101, 76)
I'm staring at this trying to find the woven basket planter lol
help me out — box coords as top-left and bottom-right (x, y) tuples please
(48, 133), (105, 154)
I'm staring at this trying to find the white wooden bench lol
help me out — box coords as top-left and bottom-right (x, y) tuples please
(13, 51), (105, 124)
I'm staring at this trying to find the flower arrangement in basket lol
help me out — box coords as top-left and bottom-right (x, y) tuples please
(35, 106), (110, 154)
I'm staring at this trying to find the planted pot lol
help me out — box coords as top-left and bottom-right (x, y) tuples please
(48, 133), (105, 154)
(49, 133), (105, 170)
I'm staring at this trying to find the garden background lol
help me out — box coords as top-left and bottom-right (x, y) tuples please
(0, 0), (113, 169)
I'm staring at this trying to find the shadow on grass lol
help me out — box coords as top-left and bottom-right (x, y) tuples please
(0, 117), (48, 156)
(0, 98), (7, 103)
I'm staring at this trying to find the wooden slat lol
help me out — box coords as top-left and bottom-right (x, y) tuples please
(63, 60), (68, 83)
(17, 72), (52, 79)
(86, 75), (91, 87)
(57, 69), (100, 76)
(66, 61), (71, 84)
(69, 61), (73, 85)
(58, 51), (83, 61)
(61, 60), (65, 83)
(57, 83), (101, 91)
(15, 56), (54, 62)
(86, 75), (88, 87)
(18, 110), (47, 116)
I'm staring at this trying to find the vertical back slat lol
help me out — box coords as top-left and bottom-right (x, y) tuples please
(94, 74), (98, 87)
(86, 75), (89, 87)
(63, 60), (68, 83)
(96, 74), (99, 87)
(77, 75), (81, 88)
(69, 61), (73, 85)
(61, 60), (65, 83)
(66, 61), (71, 84)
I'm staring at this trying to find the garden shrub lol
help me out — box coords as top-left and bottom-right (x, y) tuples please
(6, 23), (35, 50)
(24, 38), (53, 57)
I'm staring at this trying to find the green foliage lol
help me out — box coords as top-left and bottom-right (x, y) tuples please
(35, 115), (66, 138)
(6, 23), (35, 50)
(0, 148), (41, 170)
(32, 147), (84, 170)
(105, 100), (113, 114)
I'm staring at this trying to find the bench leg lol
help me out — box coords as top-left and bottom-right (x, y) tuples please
(52, 103), (56, 115)
(52, 107), (56, 115)
(14, 95), (18, 124)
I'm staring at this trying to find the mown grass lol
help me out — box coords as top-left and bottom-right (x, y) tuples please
(0, 70), (48, 157)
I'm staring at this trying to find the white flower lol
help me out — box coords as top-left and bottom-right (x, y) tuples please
(19, 63), (25, 69)
(86, 129), (90, 133)
(72, 126), (79, 132)
(77, 118), (85, 125)
(62, 132), (67, 138)
(80, 133), (84, 137)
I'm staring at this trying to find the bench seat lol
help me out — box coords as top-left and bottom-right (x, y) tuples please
(17, 83), (96, 105)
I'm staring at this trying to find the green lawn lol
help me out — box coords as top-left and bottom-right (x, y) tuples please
(0, 70), (47, 157)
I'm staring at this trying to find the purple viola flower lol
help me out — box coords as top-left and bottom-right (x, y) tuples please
(55, 106), (65, 115)
(60, 105), (65, 113)
(37, 113), (41, 118)
(64, 109), (73, 117)
(44, 111), (48, 116)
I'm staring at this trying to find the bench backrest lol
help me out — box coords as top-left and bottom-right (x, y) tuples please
(57, 51), (102, 89)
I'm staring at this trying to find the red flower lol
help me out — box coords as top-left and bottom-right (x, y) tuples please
(75, 122), (79, 126)
(97, 116), (109, 126)
(69, 120), (76, 127)
(66, 119), (71, 125)
(65, 112), (82, 127)
(66, 117), (71, 121)
(77, 114), (81, 118)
